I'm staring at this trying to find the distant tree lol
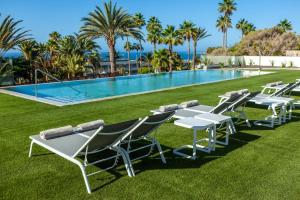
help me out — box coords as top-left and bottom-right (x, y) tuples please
(191, 27), (210, 69)
(217, 0), (236, 48)
(180, 21), (196, 65)
(143, 52), (153, 68)
(161, 25), (183, 71)
(133, 13), (146, 64)
(236, 19), (256, 38)
(151, 49), (169, 73)
(216, 15), (232, 49)
(146, 17), (162, 53)
(80, 1), (142, 75)
(277, 19), (293, 32)
(124, 40), (132, 75)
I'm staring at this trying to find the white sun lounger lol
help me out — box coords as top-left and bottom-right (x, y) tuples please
(29, 118), (146, 194)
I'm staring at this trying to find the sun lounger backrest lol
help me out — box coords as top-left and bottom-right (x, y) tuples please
(229, 91), (260, 110)
(130, 111), (175, 139)
(271, 82), (295, 97)
(87, 119), (140, 152)
(211, 94), (243, 114)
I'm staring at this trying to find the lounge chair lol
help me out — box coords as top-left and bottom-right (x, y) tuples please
(261, 80), (300, 95)
(29, 118), (146, 194)
(123, 111), (175, 176)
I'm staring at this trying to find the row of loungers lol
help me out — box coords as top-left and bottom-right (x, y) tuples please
(29, 79), (300, 193)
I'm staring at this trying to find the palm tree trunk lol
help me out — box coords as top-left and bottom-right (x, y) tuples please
(169, 44), (173, 72)
(136, 51), (139, 73)
(193, 41), (197, 70)
(225, 29), (228, 49)
(222, 32), (225, 48)
(139, 40), (142, 66)
(187, 39), (190, 67)
(154, 43), (156, 53)
(108, 44), (116, 75)
(128, 50), (131, 75)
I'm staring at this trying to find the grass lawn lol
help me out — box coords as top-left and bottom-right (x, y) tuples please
(1, 70), (300, 200)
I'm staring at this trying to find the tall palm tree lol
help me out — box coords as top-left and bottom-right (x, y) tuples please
(217, 0), (236, 49)
(80, 1), (142, 75)
(191, 28), (210, 69)
(0, 15), (29, 57)
(216, 15), (232, 49)
(277, 19), (293, 32)
(133, 13), (146, 64)
(132, 43), (143, 71)
(146, 17), (162, 53)
(161, 25), (183, 72)
(236, 19), (248, 38)
(123, 40), (132, 75)
(180, 21), (195, 66)
(218, 0), (237, 16)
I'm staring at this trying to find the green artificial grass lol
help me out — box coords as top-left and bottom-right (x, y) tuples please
(1, 70), (300, 200)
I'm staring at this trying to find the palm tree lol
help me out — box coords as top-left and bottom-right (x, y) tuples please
(236, 19), (248, 38)
(0, 15), (29, 57)
(143, 52), (152, 68)
(243, 23), (256, 36)
(161, 25), (183, 72)
(277, 19), (293, 32)
(217, 0), (236, 48)
(216, 15), (232, 49)
(146, 17), (162, 53)
(133, 13), (146, 64)
(191, 28), (210, 69)
(236, 19), (256, 38)
(80, 1), (142, 75)
(180, 21), (195, 66)
(132, 43), (143, 71)
(47, 31), (61, 58)
(218, 0), (237, 16)
(18, 40), (39, 81)
(124, 40), (132, 75)
(151, 49), (169, 73)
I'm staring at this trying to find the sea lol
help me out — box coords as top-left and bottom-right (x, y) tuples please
(4, 51), (204, 61)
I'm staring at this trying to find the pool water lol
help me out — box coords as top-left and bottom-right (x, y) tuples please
(2, 70), (264, 106)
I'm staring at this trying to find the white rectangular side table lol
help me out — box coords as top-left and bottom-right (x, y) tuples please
(195, 113), (235, 146)
(174, 117), (216, 160)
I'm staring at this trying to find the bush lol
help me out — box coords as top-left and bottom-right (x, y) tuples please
(138, 67), (153, 74)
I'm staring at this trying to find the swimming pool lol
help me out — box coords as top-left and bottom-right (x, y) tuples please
(0, 70), (267, 106)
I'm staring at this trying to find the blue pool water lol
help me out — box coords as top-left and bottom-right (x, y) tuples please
(3, 70), (262, 105)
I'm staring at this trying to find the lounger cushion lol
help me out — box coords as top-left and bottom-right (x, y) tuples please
(76, 120), (104, 132)
(225, 91), (239, 97)
(238, 89), (249, 95)
(40, 125), (74, 140)
(159, 104), (179, 112)
(266, 81), (283, 87)
(180, 100), (199, 108)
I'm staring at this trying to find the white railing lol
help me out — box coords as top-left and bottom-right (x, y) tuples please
(34, 69), (82, 98)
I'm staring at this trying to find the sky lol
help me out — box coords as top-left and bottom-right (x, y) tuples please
(1, 0), (300, 52)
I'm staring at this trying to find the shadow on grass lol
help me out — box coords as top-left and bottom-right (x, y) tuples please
(129, 130), (260, 175)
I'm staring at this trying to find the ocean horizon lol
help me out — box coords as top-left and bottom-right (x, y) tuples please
(4, 51), (205, 61)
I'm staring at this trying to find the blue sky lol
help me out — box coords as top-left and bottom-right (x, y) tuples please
(1, 0), (300, 52)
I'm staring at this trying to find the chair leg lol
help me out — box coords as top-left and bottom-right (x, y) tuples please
(154, 139), (166, 164)
(119, 148), (135, 177)
(75, 162), (91, 194)
(29, 140), (34, 157)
